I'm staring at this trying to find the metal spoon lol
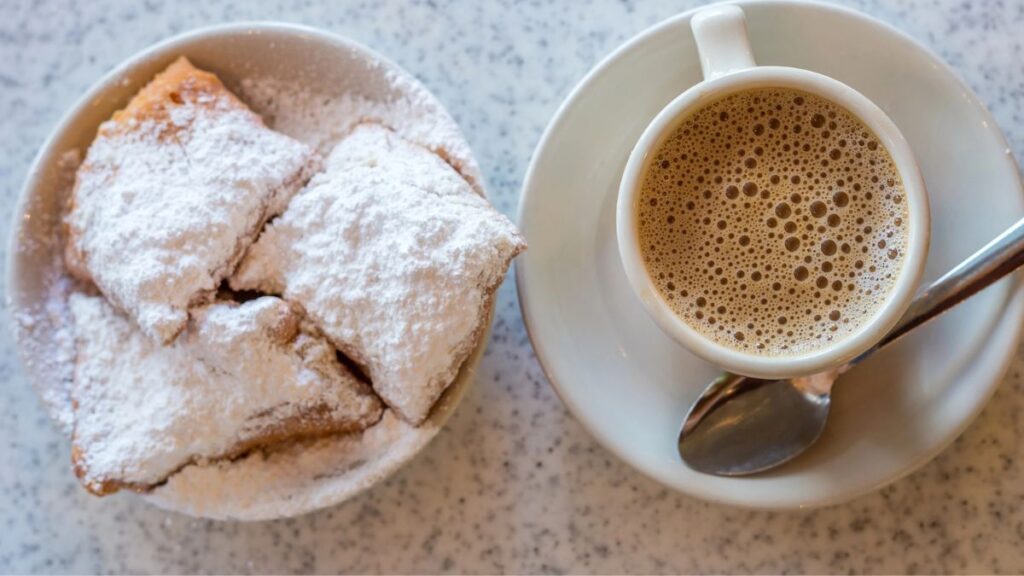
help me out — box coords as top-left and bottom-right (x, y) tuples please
(678, 216), (1024, 476)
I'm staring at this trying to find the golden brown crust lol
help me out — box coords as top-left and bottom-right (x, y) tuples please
(109, 57), (253, 136)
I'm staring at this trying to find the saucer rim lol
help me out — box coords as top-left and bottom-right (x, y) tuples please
(516, 0), (1024, 509)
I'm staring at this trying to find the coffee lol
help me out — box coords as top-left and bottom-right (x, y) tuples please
(637, 87), (908, 356)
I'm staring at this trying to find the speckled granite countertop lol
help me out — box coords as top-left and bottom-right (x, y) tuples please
(2, 0), (1023, 573)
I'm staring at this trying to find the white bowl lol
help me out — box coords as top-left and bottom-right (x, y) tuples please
(6, 22), (489, 520)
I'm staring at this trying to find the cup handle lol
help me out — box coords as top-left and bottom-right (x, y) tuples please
(691, 5), (757, 80)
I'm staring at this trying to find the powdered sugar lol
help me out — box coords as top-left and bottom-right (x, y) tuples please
(69, 294), (383, 494)
(9, 149), (83, 433)
(232, 124), (526, 423)
(11, 269), (77, 433)
(239, 74), (483, 194)
(150, 410), (429, 519)
(65, 59), (318, 343)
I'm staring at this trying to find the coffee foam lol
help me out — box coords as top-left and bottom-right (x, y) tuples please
(638, 88), (908, 356)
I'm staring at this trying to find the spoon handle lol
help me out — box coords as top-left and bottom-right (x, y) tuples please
(854, 216), (1024, 363)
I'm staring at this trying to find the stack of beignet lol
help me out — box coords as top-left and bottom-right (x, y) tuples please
(63, 57), (525, 495)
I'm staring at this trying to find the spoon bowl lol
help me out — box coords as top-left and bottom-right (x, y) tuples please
(679, 374), (831, 475)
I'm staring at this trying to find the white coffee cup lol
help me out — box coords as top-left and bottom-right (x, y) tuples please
(616, 4), (930, 379)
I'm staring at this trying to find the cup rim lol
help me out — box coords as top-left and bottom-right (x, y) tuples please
(617, 65), (930, 379)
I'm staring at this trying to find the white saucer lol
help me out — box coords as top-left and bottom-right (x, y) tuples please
(517, 0), (1024, 509)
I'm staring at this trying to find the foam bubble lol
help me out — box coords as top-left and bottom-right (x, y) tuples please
(638, 87), (909, 356)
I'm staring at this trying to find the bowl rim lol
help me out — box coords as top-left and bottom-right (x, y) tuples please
(6, 21), (491, 520)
